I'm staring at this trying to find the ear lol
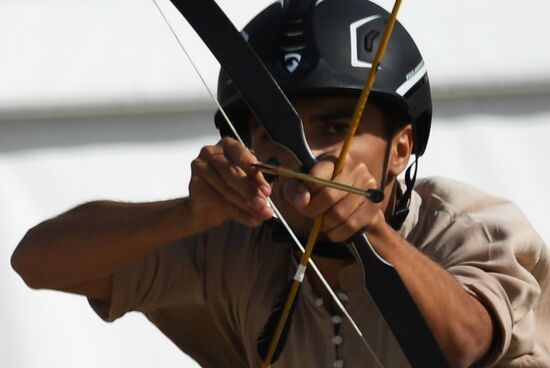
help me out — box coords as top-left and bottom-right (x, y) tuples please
(388, 124), (413, 177)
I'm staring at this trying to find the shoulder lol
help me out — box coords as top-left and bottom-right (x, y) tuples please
(414, 176), (511, 219)
(414, 176), (531, 231)
(411, 176), (545, 272)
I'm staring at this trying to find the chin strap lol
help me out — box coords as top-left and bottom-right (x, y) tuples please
(388, 156), (418, 230)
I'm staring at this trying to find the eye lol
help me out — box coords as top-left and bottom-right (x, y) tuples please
(251, 126), (270, 143)
(326, 122), (350, 136)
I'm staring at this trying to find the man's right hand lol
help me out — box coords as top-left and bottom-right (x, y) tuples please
(188, 137), (273, 228)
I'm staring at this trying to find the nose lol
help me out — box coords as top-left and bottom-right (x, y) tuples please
(311, 146), (341, 163)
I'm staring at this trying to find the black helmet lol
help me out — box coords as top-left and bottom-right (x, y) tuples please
(215, 0), (432, 156)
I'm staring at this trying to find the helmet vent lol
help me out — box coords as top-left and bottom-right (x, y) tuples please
(279, 17), (307, 52)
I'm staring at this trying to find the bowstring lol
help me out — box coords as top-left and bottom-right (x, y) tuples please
(150, 0), (383, 364)
(263, 0), (404, 364)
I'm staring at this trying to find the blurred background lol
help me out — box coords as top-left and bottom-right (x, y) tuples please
(1, 0), (549, 367)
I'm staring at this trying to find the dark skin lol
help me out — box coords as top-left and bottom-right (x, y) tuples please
(12, 96), (493, 368)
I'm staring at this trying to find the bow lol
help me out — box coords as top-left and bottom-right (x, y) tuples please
(154, 0), (449, 366)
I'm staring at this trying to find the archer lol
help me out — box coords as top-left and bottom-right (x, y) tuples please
(11, 0), (549, 367)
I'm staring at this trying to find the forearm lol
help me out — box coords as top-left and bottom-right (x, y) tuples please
(367, 218), (494, 368)
(11, 197), (211, 290)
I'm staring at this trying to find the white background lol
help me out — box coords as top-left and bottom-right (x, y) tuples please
(1, 0), (549, 367)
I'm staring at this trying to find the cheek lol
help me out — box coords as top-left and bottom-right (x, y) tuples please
(349, 135), (387, 178)
(251, 138), (299, 168)
(250, 131), (273, 159)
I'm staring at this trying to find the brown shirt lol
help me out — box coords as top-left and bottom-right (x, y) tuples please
(90, 177), (550, 367)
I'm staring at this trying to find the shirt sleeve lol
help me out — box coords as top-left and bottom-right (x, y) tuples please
(88, 231), (209, 322)
(427, 203), (544, 366)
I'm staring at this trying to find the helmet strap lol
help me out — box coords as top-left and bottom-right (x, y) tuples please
(388, 156), (418, 230)
(379, 138), (392, 191)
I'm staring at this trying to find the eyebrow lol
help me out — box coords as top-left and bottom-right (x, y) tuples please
(311, 109), (354, 123)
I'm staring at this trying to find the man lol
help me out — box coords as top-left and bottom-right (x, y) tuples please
(11, 0), (550, 367)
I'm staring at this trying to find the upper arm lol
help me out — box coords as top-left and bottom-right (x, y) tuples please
(62, 275), (113, 302)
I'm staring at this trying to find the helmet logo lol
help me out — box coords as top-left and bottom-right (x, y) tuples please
(396, 60), (427, 96)
(350, 15), (381, 68)
(364, 29), (380, 53)
(284, 53), (302, 73)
